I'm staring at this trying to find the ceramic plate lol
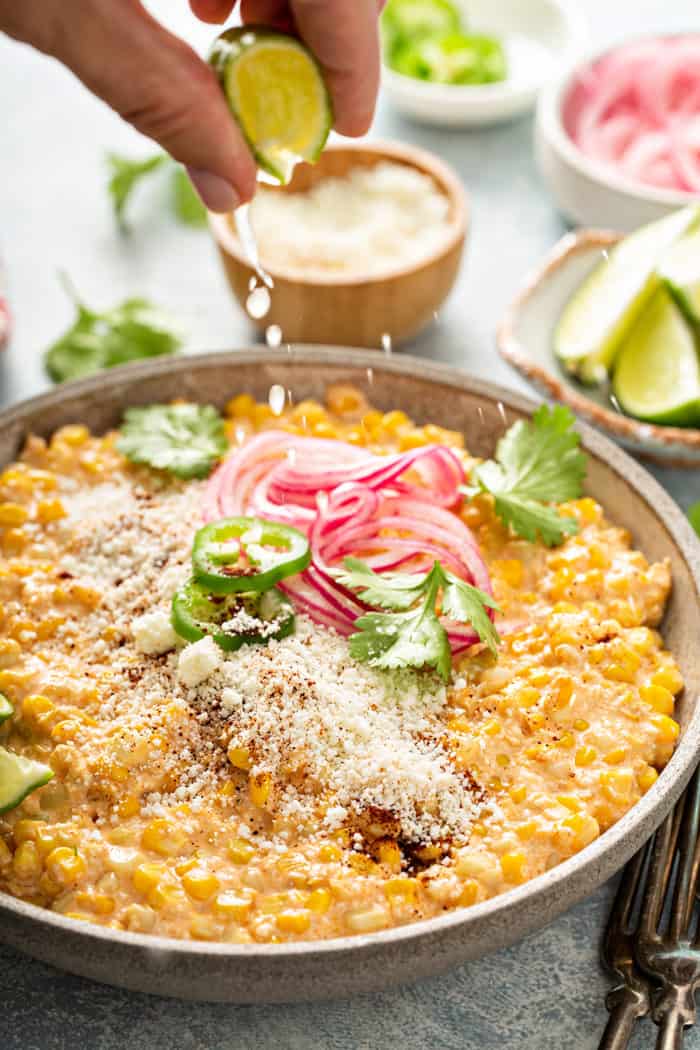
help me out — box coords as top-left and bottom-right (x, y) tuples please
(0, 349), (698, 1002)
(498, 230), (700, 469)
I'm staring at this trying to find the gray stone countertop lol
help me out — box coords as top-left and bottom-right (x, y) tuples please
(1, 1), (699, 1046)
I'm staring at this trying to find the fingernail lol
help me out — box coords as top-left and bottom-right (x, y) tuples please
(186, 168), (239, 212)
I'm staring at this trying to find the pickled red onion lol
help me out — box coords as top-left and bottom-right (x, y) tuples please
(564, 36), (700, 194)
(203, 432), (494, 651)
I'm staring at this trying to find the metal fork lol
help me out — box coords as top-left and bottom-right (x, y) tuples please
(600, 767), (700, 1050)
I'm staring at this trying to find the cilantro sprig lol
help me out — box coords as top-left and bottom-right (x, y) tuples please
(336, 558), (499, 681)
(117, 403), (228, 480)
(464, 405), (586, 547)
(45, 276), (182, 383)
(689, 501), (700, 538)
(107, 153), (207, 231)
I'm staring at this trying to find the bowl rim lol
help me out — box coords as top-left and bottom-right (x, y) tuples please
(0, 347), (699, 971)
(208, 139), (468, 288)
(381, 0), (588, 107)
(497, 227), (700, 458)
(537, 32), (700, 206)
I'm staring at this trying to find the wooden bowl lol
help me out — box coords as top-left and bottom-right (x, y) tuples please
(208, 141), (468, 348)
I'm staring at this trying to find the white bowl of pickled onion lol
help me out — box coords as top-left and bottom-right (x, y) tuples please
(536, 35), (700, 231)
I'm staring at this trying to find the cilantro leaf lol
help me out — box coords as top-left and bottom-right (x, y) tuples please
(335, 557), (426, 610)
(468, 405), (586, 546)
(106, 152), (168, 230)
(341, 559), (500, 680)
(441, 572), (500, 656)
(44, 277), (181, 383)
(171, 166), (207, 227)
(348, 565), (452, 680)
(117, 403), (228, 479)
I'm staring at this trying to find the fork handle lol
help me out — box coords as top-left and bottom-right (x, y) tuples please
(599, 997), (644, 1050)
(655, 1011), (687, 1050)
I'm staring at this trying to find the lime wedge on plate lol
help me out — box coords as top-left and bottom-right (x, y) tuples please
(0, 746), (53, 814)
(210, 27), (333, 184)
(612, 289), (700, 427)
(554, 206), (700, 386)
(659, 227), (700, 325)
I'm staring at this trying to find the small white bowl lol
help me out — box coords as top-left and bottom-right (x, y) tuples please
(381, 0), (587, 128)
(497, 229), (700, 468)
(536, 37), (700, 231)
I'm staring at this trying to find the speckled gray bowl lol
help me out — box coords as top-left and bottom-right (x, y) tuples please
(0, 349), (698, 1003)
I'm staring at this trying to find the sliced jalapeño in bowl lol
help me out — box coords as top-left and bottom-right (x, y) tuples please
(172, 578), (295, 652)
(191, 516), (310, 595)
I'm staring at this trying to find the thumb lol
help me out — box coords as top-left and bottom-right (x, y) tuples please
(36, 0), (257, 209)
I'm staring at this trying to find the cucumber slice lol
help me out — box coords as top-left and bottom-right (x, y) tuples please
(210, 27), (333, 185)
(612, 289), (700, 427)
(0, 693), (13, 724)
(659, 227), (700, 325)
(555, 205), (700, 385)
(0, 746), (53, 814)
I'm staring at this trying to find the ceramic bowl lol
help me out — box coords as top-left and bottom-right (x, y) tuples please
(0, 349), (698, 1002)
(536, 37), (700, 231)
(381, 0), (587, 128)
(209, 140), (467, 349)
(497, 229), (700, 468)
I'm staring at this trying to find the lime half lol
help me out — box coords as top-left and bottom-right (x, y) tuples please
(612, 288), (700, 427)
(555, 205), (700, 386)
(0, 746), (53, 815)
(210, 27), (333, 184)
(659, 226), (700, 325)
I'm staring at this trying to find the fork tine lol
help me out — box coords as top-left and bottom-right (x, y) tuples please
(638, 801), (683, 941)
(669, 769), (700, 941)
(603, 846), (649, 963)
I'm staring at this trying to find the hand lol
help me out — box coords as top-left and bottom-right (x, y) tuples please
(0, 0), (381, 212)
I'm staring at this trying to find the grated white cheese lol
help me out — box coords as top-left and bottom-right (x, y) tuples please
(132, 611), (178, 655)
(177, 636), (222, 688)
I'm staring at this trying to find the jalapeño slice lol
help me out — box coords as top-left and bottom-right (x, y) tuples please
(192, 516), (310, 595)
(172, 578), (295, 652)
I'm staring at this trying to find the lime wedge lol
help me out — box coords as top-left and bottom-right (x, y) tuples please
(0, 746), (53, 814)
(0, 693), (12, 724)
(659, 226), (700, 325)
(554, 206), (700, 386)
(210, 27), (333, 184)
(612, 288), (700, 427)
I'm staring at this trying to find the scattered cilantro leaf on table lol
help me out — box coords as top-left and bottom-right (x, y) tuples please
(336, 559), (499, 681)
(171, 166), (208, 227)
(463, 405), (587, 546)
(106, 153), (168, 230)
(44, 276), (181, 383)
(689, 501), (700, 537)
(117, 403), (228, 480)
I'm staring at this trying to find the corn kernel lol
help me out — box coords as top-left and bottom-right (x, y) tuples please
(227, 746), (251, 771)
(36, 499), (66, 523)
(639, 766), (659, 792)
(189, 916), (218, 940)
(214, 891), (253, 921)
(640, 684), (675, 715)
(57, 425), (89, 447)
(554, 678), (574, 708)
(249, 772), (272, 807)
(604, 748), (626, 765)
(141, 818), (186, 857)
(345, 906), (389, 933)
(133, 862), (166, 895)
(182, 869), (220, 901)
(0, 838), (12, 867)
(13, 819), (43, 845)
(118, 795), (141, 819)
(307, 887), (332, 914)
(483, 718), (502, 737)
(516, 687), (540, 710)
(652, 715), (680, 743)
(75, 891), (115, 916)
(227, 393), (256, 419)
(508, 785), (527, 804)
(376, 840), (402, 871)
(600, 769), (634, 803)
(326, 384), (364, 416)
(147, 882), (183, 910)
(558, 732), (575, 750)
(12, 840), (41, 879)
(515, 821), (537, 841)
(0, 503), (28, 527)
(651, 666), (684, 695)
(562, 813), (600, 847)
(384, 877), (419, 903)
(557, 795), (581, 812)
(46, 846), (87, 885)
(493, 559), (524, 588)
(604, 663), (637, 684)
(228, 838), (255, 865)
(276, 909), (312, 934)
(318, 843), (342, 863)
(458, 879), (479, 907)
(575, 746), (597, 767)
(500, 852), (526, 884)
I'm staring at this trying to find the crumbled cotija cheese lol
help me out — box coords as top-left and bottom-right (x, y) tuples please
(249, 161), (453, 277)
(178, 637), (221, 688)
(194, 618), (480, 844)
(132, 611), (178, 655)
